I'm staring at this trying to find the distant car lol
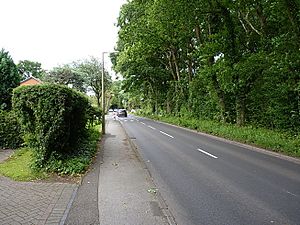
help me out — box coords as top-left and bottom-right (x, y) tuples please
(108, 109), (113, 112)
(117, 109), (127, 117)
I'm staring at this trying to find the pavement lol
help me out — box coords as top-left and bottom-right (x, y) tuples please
(0, 116), (171, 225)
(65, 116), (170, 225)
(98, 118), (169, 225)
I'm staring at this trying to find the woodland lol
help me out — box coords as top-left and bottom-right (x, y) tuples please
(113, 0), (300, 133)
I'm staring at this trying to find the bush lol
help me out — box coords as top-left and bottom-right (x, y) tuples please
(86, 105), (102, 126)
(0, 110), (23, 149)
(12, 84), (90, 168)
(43, 125), (101, 175)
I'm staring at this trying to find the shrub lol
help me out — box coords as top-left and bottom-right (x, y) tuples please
(86, 105), (102, 126)
(43, 125), (101, 175)
(12, 84), (90, 168)
(0, 110), (23, 149)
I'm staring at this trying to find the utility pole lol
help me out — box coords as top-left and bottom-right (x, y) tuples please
(102, 52), (106, 134)
(101, 51), (118, 134)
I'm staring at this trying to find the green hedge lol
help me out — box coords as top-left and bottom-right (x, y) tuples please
(12, 84), (90, 168)
(0, 110), (23, 149)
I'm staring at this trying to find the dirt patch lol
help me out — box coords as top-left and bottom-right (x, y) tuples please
(36, 173), (82, 184)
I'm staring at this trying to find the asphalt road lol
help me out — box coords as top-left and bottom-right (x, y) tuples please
(118, 114), (300, 225)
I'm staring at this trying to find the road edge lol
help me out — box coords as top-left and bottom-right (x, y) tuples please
(136, 116), (300, 165)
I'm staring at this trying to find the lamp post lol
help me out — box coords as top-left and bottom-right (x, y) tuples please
(101, 51), (117, 135)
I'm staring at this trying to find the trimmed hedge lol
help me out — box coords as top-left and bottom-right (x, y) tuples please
(12, 84), (90, 168)
(0, 110), (23, 149)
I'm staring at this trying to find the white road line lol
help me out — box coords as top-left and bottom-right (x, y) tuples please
(130, 120), (134, 122)
(140, 122), (146, 125)
(148, 125), (156, 130)
(160, 131), (174, 139)
(197, 148), (218, 159)
(124, 120), (127, 122)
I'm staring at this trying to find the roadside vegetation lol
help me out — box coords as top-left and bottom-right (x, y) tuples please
(0, 49), (109, 181)
(112, 0), (300, 158)
(0, 148), (47, 181)
(143, 114), (300, 158)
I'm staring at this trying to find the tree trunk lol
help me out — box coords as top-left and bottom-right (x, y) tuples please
(211, 72), (227, 122)
(96, 94), (101, 109)
(188, 58), (193, 82)
(171, 48), (180, 81)
(236, 91), (246, 126)
(167, 52), (177, 81)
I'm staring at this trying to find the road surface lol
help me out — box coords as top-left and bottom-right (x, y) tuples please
(117, 114), (300, 225)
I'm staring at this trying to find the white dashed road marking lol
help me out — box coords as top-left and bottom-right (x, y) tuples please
(159, 131), (174, 139)
(197, 148), (218, 159)
(148, 125), (156, 130)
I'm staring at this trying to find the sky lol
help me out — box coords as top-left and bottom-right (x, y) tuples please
(0, 0), (126, 71)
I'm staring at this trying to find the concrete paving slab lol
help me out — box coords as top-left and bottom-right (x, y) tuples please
(98, 119), (169, 225)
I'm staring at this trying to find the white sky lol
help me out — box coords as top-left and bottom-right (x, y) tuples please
(0, 0), (126, 70)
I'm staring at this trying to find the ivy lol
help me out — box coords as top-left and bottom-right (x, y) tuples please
(12, 84), (90, 169)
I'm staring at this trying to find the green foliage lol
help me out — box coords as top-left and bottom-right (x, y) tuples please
(86, 105), (102, 126)
(44, 65), (86, 92)
(0, 110), (23, 149)
(17, 60), (46, 80)
(42, 125), (100, 175)
(114, 0), (300, 133)
(12, 84), (90, 169)
(73, 57), (112, 109)
(0, 48), (21, 110)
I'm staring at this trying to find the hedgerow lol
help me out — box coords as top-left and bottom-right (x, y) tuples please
(12, 84), (90, 169)
(0, 110), (23, 149)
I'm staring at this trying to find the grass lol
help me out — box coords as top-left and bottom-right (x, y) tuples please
(0, 124), (102, 180)
(146, 114), (300, 158)
(0, 148), (47, 181)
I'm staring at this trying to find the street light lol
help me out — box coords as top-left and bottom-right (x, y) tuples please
(101, 51), (117, 134)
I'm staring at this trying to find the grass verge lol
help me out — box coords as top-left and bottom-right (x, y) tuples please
(0, 148), (47, 181)
(146, 115), (300, 158)
(0, 125), (101, 181)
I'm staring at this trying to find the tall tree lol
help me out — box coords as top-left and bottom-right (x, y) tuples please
(44, 65), (86, 93)
(0, 49), (20, 110)
(114, 0), (300, 131)
(17, 60), (46, 80)
(73, 57), (112, 109)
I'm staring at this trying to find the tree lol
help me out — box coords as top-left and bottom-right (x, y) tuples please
(74, 57), (112, 109)
(44, 65), (86, 93)
(17, 60), (46, 80)
(0, 49), (20, 110)
(114, 0), (300, 132)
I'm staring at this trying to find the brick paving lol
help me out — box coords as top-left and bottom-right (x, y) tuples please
(0, 150), (78, 225)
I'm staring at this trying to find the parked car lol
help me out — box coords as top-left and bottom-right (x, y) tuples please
(117, 109), (127, 117)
